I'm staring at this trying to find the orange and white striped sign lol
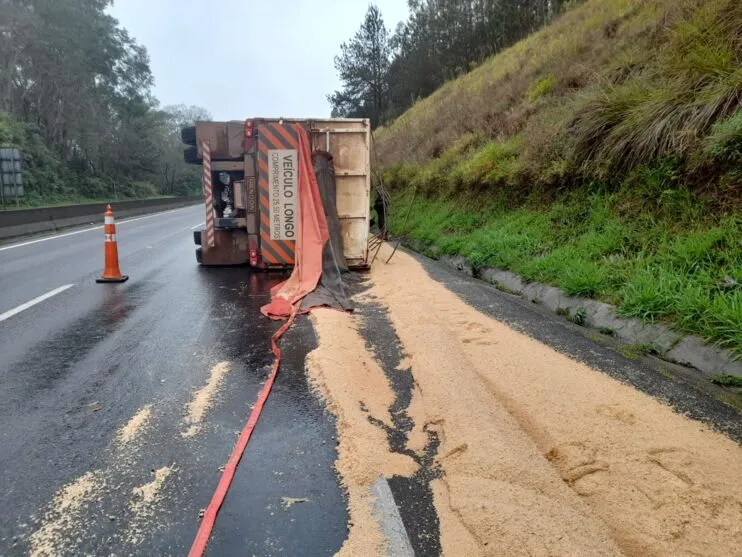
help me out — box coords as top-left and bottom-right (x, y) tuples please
(257, 122), (300, 266)
(202, 140), (215, 248)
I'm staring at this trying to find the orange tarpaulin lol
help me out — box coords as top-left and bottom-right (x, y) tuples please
(261, 124), (329, 319)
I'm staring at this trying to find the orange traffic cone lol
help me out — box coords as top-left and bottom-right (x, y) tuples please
(96, 204), (129, 283)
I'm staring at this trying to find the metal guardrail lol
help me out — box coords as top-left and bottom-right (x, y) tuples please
(0, 196), (202, 240)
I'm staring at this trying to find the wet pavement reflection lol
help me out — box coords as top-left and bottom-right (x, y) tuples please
(0, 258), (347, 556)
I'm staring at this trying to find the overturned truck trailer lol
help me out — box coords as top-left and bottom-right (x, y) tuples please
(182, 118), (371, 269)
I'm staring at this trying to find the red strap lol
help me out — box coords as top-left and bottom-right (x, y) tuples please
(260, 125), (328, 320)
(189, 124), (329, 556)
(188, 310), (298, 557)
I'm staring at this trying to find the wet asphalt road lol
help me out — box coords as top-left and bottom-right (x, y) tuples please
(0, 205), (347, 556)
(3, 206), (740, 557)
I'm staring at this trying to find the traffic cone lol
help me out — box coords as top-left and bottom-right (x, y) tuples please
(96, 204), (129, 283)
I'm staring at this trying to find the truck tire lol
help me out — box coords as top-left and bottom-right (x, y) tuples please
(195, 247), (203, 264)
(181, 126), (197, 146)
(184, 146), (200, 165)
(193, 230), (202, 245)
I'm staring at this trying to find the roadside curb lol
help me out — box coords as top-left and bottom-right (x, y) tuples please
(401, 238), (742, 380)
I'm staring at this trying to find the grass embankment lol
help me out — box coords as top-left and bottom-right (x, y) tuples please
(377, 0), (742, 356)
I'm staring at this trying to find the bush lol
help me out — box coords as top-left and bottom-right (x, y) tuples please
(0, 112), (170, 207)
(122, 181), (159, 199)
(378, 0), (742, 356)
(449, 139), (521, 191)
(703, 111), (742, 163)
(527, 74), (557, 102)
(79, 177), (110, 199)
(570, 1), (742, 179)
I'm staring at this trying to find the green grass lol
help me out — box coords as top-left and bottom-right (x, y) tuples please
(618, 343), (662, 360)
(703, 111), (742, 163)
(711, 375), (742, 388)
(586, 331), (606, 344)
(715, 393), (742, 412)
(389, 185), (742, 357)
(528, 75), (558, 102)
(379, 0), (742, 359)
(570, 308), (589, 326)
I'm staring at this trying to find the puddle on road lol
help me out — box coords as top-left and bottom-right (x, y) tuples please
(3, 281), (158, 400)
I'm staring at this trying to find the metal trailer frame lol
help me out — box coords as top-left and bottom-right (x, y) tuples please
(191, 118), (371, 270)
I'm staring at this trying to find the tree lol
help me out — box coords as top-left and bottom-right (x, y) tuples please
(328, 5), (391, 128)
(161, 104), (212, 135)
(379, 0), (566, 121)
(0, 0), (208, 200)
(158, 105), (212, 195)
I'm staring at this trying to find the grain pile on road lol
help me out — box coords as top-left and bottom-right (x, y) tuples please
(28, 471), (106, 557)
(307, 310), (418, 556)
(310, 244), (742, 557)
(126, 466), (175, 545)
(182, 361), (231, 437)
(118, 404), (152, 446)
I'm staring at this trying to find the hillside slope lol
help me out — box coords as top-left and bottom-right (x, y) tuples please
(376, 0), (742, 356)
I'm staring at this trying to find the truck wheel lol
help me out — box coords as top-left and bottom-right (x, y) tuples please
(184, 146), (199, 164)
(193, 230), (202, 245)
(181, 126), (197, 146)
(195, 247), (203, 264)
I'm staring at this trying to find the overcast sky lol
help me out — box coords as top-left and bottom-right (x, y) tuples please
(108, 0), (410, 120)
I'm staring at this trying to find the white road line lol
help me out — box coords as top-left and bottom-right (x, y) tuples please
(0, 206), (197, 252)
(190, 222), (205, 230)
(0, 284), (75, 323)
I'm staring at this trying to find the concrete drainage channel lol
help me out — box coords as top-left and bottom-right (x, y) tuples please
(0, 196), (202, 241)
(400, 239), (742, 385)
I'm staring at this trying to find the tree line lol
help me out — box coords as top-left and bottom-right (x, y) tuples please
(330, 0), (568, 128)
(0, 0), (209, 203)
